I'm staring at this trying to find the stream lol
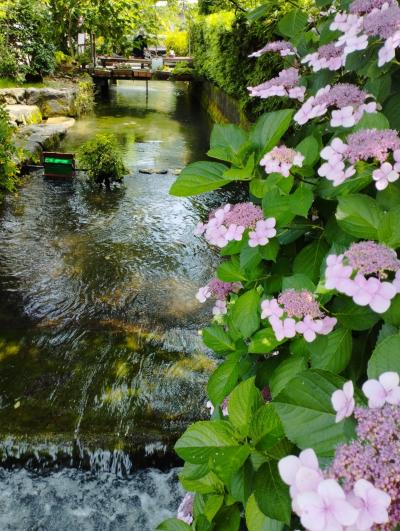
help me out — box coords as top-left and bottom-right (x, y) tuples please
(0, 80), (237, 529)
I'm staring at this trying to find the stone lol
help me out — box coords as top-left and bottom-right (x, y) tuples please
(15, 117), (76, 161)
(0, 88), (26, 105)
(25, 88), (76, 118)
(5, 105), (42, 126)
(138, 168), (168, 175)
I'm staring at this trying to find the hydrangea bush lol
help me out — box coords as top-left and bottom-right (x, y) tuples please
(158, 1), (400, 529)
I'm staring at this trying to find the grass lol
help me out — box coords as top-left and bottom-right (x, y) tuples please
(0, 77), (46, 89)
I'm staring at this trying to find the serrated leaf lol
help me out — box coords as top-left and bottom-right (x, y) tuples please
(208, 354), (240, 404)
(246, 494), (284, 531)
(367, 334), (400, 378)
(336, 194), (382, 239)
(308, 327), (352, 374)
(278, 9), (308, 38)
(251, 109), (294, 152)
(269, 355), (308, 398)
(273, 370), (352, 456)
(175, 421), (238, 464)
(228, 377), (263, 436)
(331, 297), (380, 331)
(293, 239), (329, 283)
(254, 461), (291, 524)
(203, 325), (236, 353)
(170, 161), (230, 196)
(230, 289), (261, 338)
(248, 327), (283, 354)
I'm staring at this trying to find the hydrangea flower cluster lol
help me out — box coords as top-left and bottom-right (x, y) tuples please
(325, 241), (400, 313)
(331, 1), (400, 67)
(249, 40), (296, 58)
(195, 203), (277, 249)
(260, 145), (304, 177)
(302, 43), (346, 72)
(247, 67), (306, 101)
(318, 129), (400, 188)
(196, 278), (242, 316)
(261, 289), (337, 342)
(279, 447), (391, 530)
(329, 373), (400, 529)
(294, 84), (377, 127)
(177, 492), (194, 525)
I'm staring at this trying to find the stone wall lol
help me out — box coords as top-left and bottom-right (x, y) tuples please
(194, 81), (250, 128)
(0, 88), (77, 119)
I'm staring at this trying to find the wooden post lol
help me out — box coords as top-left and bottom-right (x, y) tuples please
(146, 79), (149, 100)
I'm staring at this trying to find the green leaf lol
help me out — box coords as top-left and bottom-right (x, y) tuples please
(367, 334), (400, 378)
(156, 519), (191, 531)
(254, 461), (291, 524)
(208, 355), (240, 405)
(248, 327), (282, 354)
(383, 295), (400, 325)
(293, 239), (329, 283)
(240, 245), (262, 270)
(175, 421), (238, 464)
(263, 189), (293, 226)
(217, 256), (248, 282)
(274, 370), (351, 456)
(224, 153), (255, 181)
(308, 327), (352, 374)
(259, 239), (280, 263)
(203, 495), (224, 522)
(365, 74), (391, 103)
(230, 289), (261, 338)
(213, 505), (241, 531)
(296, 136), (320, 166)
(251, 109), (294, 152)
(278, 9), (308, 38)
(290, 186), (314, 218)
(228, 377), (263, 436)
(170, 161), (230, 196)
(210, 124), (247, 154)
(383, 93), (400, 130)
(203, 325), (236, 353)
(331, 297), (380, 331)
(210, 445), (251, 484)
(378, 206), (400, 248)
(336, 194), (382, 239)
(230, 459), (255, 504)
(282, 274), (316, 292)
(249, 404), (285, 447)
(269, 355), (308, 398)
(353, 111), (389, 131)
(246, 494), (284, 531)
(180, 464), (224, 494)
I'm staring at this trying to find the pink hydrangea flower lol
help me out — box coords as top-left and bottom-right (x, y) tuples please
(295, 84), (376, 128)
(347, 479), (391, 529)
(302, 43), (346, 72)
(318, 129), (400, 189)
(197, 202), (276, 249)
(248, 218), (277, 248)
(297, 479), (359, 530)
(248, 68), (305, 101)
(260, 146), (304, 177)
(262, 290), (336, 343)
(362, 371), (400, 408)
(325, 242), (400, 313)
(249, 40), (296, 58)
(177, 492), (194, 525)
(331, 381), (355, 422)
(196, 278), (241, 313)
(372, 162), (399, 190)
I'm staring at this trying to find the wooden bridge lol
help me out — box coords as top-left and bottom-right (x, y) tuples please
(85, 56), (195, 93)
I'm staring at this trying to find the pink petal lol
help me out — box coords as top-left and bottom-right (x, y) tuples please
(295, 467), (322, 493)
(318, 479), (345, 502)
(362, 380), (386, 408)
(369, 294), (392, 313)
(386, 386), (400, 405)
(331, 498), (359, 526)
(299, 448), (319, 470)
(379, 371), (399, 391)
(297, 492), (326, 531)
(331, 390), (347, 412)
(343, 381), (354, 400)
(278, 455), (301, 485)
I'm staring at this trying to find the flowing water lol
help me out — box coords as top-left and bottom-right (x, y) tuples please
(0, 81), (239, 529)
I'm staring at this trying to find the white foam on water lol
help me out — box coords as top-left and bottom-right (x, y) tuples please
(0, 466), (183, 530)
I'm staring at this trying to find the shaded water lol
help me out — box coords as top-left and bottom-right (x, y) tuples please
(0, 81), (238, 528)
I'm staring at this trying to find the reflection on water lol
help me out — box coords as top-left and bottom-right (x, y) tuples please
(0, 81), (241, 453)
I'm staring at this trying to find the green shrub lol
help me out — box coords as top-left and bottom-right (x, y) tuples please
(0, 106), (19, 196)
(78, 134), (126, 188)
(165, 30), (189, 56)
(73, 77), (95, 117)
(171, 61), (194, 77)
(0, 36), (19, 79)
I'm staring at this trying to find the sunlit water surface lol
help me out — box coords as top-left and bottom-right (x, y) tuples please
(0, 81), (241, 529)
